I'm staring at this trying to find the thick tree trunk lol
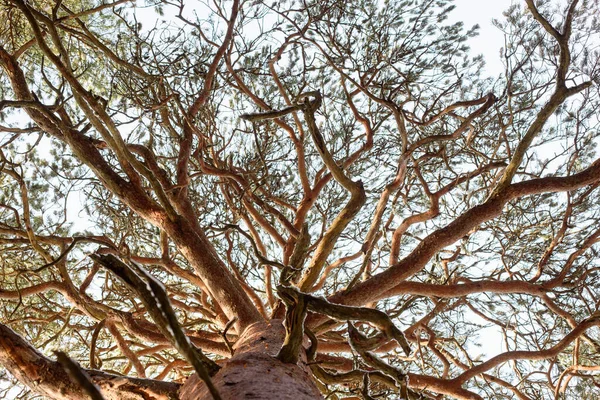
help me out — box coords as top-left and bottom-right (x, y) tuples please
(180, 320), (323, 400)
(0, 321), (322, 400)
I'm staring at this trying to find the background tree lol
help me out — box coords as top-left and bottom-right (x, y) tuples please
(0, 0), (599, 399)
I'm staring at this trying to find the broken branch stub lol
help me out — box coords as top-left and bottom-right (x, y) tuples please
(90, 253), (222, 399)
(276, 285), (309, 364)
(55, 351), (106, 400)
(277, 285), (410, 355)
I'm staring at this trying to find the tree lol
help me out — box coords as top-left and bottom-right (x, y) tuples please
(0, 0), (599, 398)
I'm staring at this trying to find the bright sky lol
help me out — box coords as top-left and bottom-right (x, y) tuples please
(447, 0), (515, 360)
(452, 0), (514, 76)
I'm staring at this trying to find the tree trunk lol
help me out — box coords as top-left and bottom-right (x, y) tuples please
(0, 320), (322, 400)
(180, 320), (323, 400)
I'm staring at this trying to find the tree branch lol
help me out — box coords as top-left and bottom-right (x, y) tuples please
(278, 285), (410, 355)
(0, 322), (181, 400)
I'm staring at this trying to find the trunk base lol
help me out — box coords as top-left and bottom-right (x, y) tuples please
(180, 320), (322, 399)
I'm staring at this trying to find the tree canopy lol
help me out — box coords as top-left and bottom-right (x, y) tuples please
(0, 0), (600, 399)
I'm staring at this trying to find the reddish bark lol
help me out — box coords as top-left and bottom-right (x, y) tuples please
(0, 323), (181, 400)
(180, 320), (322, 400)
(324, 158), (600, 311)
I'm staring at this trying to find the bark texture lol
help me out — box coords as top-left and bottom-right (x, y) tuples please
(180, 320), (322, 400)
(0, 323), (181, 400)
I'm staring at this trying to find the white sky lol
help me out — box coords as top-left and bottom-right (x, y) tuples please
(444, 0), (515, 360)
(452, 0), (514, 76)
